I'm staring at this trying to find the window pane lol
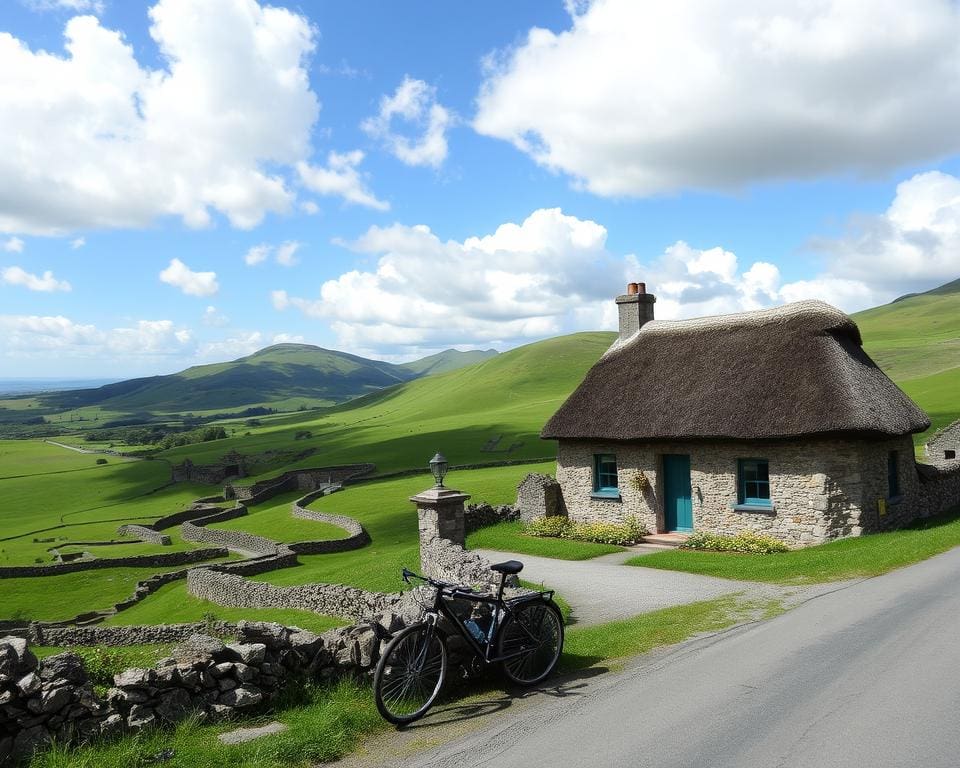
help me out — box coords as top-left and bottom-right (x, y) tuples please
(739, 459), (770, 504)
(594, 454), (618, 491)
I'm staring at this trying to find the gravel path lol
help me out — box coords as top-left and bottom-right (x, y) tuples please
(475, 548), (783, 625)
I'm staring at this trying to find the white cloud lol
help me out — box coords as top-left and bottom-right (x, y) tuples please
(244, 240), (301, 267)
(275, 241), (301, 267)
(362, 76), (452, 168)
(0, 0), (319, 234)
(202, 305), (229, 327)
(804, 171), (960, 301)
(474, 0), (960, 196)
(297, 151), (389, 211)
(22, 0), (105, 13)
(272, 332), (304, 344)
(244, 244), (272, 266)
(2, 237), (24, 253)
(1, 265), (71, 292)
(275, 208), (621, 352)
(196, 331), (264, 360)
(159, 258), (219, 297)
(0, 314), (190, 358)
(70, 237), (85, 249)
(299, 200), (320, 215)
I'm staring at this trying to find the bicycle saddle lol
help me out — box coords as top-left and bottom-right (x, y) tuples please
(490, 560), (523, 575)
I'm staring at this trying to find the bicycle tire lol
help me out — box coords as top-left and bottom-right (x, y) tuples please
(497, 599), (564, 686)
(373, 623), (448, 725)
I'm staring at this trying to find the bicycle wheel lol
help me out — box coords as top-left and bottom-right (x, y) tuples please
(497, 600), (564, 686)
(373, 623), (448, 724)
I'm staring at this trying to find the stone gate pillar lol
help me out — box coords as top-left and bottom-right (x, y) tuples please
(410, 486), (470, 575)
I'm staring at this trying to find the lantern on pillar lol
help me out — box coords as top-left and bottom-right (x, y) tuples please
(429, 452), (448, 488)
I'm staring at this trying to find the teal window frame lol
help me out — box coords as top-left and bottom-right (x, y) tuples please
(737, 458), (771, 507)
(887, 451), (900, 499)
(592, 453), (619, 498)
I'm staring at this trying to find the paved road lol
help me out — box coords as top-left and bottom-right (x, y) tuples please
(404, 546), (960, 768)
(476, 548), (782, 624)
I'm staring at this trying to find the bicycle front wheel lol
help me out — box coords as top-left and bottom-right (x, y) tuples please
(373, 623), (448, 724)
(497, 600), (564, 686)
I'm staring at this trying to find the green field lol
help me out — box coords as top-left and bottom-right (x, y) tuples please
(254, 462), (556, 594)
(855, 280), (960, 440)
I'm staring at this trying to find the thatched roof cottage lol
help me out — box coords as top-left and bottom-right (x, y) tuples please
(541, 284), (933, 546)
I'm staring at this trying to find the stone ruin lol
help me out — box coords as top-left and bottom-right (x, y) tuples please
(516, 472), (566, 523)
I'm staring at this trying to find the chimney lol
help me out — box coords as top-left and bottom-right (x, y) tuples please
(616, 282), (655, 340)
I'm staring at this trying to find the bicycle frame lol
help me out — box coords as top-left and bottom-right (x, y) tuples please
(418, 575), (555, 665)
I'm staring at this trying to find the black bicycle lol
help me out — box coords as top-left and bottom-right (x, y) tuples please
(372, 560), (564, 725)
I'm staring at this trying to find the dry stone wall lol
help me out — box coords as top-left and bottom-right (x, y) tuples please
(181, 521), (278, 556)
(464, 503), (519, 532)
(28, 622), (241, 648)
(0, 616), (417, 763)
(516, 474), (565, 523)
(0, 548), (226, 579)
(116, 524), (171, 545)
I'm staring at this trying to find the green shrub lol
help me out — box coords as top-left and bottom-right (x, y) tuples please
(525, 516), (572, 538)
(682, 530), (789, 554)
(95, 458), (108, 465)
(525, 515), (648, 545)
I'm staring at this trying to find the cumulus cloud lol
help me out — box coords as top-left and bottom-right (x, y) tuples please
(159, 258), (219, 297)
(0, 315), (191, 358)
(244, 240), (301, 267)
(22, 0), (105, 13)
(297, 151), (389, 211)
(2, 237), (24, 253)
(0, 0), (319, 234)
(474, 0), (960, 196)
(273, 208), (623, 352)
(70, 237), (85, 249)
(202, 305), (229, 327)
(1, 266), (71, 292)
(362, 76), (453, 168)
(196, 331), (264, 360)
(806, 170), (960, 300)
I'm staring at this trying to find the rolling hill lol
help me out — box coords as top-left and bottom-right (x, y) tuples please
(854, 277), (960, 437)
(160, 332), (616, 474)
(35, 344), (497, 415)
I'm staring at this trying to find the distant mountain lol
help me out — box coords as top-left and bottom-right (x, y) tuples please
(397, 348), (498, 377)
(38, 343), (496, 415)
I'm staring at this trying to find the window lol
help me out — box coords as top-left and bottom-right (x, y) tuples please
(592, 454), (619, 497)
(738, 459), (771, 506)
(888, 451), (900, 499)
(946, 450), (957, 460)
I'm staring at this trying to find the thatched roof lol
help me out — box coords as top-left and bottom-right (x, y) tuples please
(542, 301), (929, 442)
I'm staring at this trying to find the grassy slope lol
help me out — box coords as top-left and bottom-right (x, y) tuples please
(255, 462), (557, 593)
(161, 332), (615, 475)
(854, 280), (960, 439)
(397, 348), (498, 376)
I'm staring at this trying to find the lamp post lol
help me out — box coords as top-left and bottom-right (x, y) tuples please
(429, 452), (448, 488)
(410, 451), (470, 576)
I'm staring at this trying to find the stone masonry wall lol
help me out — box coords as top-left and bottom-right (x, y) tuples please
(464, 503), (519, 533)
(515, 473), (565, 523)
(181, 521), (278, 555)
(925, 419), (960, 464)
(28, 622), (241, 648)
(0, 547), (227, 579)
(557, 436), (931, 546)
(116, 524), (171, 545)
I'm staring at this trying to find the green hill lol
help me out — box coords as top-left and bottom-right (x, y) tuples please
(854, 277), (960, 436)
(160, 332), (616, 474)
(37, 344), (490, 415)
(397, 348), (498, 377)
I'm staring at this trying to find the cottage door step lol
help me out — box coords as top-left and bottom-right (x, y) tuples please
(663, 454), (693, 533)
(640, 532), (689, 548)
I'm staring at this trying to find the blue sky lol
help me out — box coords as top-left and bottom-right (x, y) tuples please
(2, 0), (959, 378)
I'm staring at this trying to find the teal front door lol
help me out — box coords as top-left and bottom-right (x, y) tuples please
(663, 454), (693, 532)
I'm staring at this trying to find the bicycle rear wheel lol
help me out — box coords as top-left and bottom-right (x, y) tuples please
(497, 600), (564, 686)
(373, 623), (447, 724)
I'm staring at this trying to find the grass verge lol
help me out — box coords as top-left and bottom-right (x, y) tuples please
(629, 505), (960, 584)
(29, 678), (385, 768)
(466, 521), (624, 561)
(560, 596), (749, 671)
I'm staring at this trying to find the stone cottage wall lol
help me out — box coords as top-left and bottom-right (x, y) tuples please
(925, 419), (960, 464)
(556, 435), (931, 546)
